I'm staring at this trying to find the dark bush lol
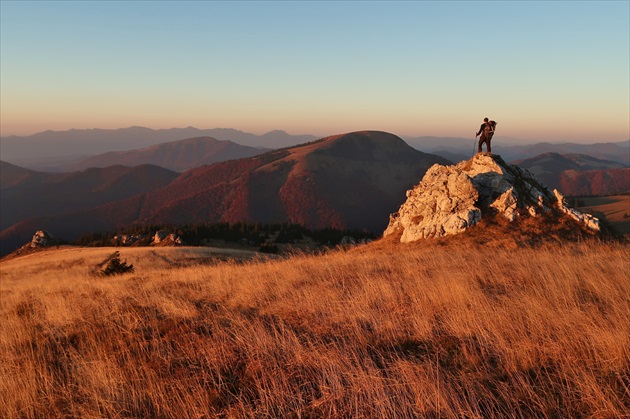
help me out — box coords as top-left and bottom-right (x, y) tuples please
(100, 251), (134, 276)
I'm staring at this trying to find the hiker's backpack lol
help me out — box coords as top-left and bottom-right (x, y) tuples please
(484, 121), (496, 137)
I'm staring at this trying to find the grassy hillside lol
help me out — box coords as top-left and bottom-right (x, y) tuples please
(1, 238), (628, 418)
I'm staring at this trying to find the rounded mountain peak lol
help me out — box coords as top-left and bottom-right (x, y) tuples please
(323, 130), (407, 146)
(313, 131), (414, 160)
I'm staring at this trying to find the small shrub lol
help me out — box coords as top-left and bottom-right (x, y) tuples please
(100, 251), (134, 276)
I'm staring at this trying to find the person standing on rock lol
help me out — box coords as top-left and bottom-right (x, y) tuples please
(475, 117), (497, 154)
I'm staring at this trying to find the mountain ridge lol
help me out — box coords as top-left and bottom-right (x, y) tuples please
(0, 126), (317, 169)
(513, 152), (629, 195)
(0, 131), (449, 255)
(61, 136), (268, 172)
(3, 126), (628, 170)
(405, 136), (629, 165)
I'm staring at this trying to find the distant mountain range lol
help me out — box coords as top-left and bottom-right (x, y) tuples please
(514, 153), (624, 185)
(0, 127), (316, 170)
(2, 129), (628, 256)
(405, 136), (630, 166)
(2, 126), (627, 171)
(60, 136), (268, 172)
(0, 131), (449, 256)
(514, 153), (629, 196)
(406, 138), (630, 196)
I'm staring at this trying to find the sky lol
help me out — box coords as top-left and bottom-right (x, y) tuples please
(1, 1), (628, 143)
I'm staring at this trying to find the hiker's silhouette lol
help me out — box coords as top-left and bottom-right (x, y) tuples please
(475, 117), (497, 154)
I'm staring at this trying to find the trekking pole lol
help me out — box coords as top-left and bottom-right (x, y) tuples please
(472, 137), (477, 158)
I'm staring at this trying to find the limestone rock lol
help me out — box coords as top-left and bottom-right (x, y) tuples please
(30, 231), (59, 248)
(384, 154), (600, 243)
(152, 230), (184, 246)
(553, 190), (600, 231)
(2, 230), (62, 259)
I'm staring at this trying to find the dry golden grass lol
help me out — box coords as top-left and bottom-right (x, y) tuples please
(1, 238), (629, 418)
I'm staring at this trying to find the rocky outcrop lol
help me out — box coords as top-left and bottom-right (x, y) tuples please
(384, 154), (599, 243)
(152, 230), (184, 246)
(553, 190), (600, 231)
(30, 230), (60, 248)
(2, 230), (62, 260)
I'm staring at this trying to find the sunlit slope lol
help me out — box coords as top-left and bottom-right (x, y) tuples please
(1, 237), (628, 417)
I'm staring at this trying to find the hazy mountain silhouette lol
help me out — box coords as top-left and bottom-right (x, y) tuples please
(4, 126), (626, 170)
(499, 141), (630, 165)
(0, 131), (449, 255)
(62, 136), (268, 172)
(404, 136), (630, 165)
(0, 127), (316, 170)
(513, 153), (628, 195)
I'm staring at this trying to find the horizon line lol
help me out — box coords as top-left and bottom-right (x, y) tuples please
(2, 125), (629, 145)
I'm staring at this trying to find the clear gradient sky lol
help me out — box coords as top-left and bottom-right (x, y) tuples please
(1, 1), (628, 143)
